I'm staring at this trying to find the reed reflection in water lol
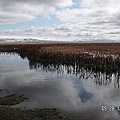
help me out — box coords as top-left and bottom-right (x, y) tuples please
(0, 52), (120, 119)
(28, 58), (120, 89)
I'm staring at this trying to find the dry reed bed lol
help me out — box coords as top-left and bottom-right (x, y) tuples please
(0, 43), (120, 88)
(0, 43), (120, 74)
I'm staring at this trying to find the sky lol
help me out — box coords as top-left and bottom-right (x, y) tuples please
(0, 0), (120, 41)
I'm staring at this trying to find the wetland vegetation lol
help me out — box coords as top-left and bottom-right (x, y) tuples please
(0, 107), (70, 120)
(1, 43), (120, 88)
(0, 89), (70, 120)
(0, 43), (120, 120)
(0, 93), (27, 106)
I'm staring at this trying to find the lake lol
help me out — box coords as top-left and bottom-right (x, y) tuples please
(0, 52), (120, 120)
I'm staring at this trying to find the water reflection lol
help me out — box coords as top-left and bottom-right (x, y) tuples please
(28, 61), (120, 89)
(0, 53), (120, 120)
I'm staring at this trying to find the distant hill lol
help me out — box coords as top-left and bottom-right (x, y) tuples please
(76, 39), (119, 43)
(0, 38), (119, 44)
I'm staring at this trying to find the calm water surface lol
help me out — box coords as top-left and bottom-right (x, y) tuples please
(0, 53), (120, 120)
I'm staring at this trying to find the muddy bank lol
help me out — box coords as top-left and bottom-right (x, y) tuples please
(0, 89), (71, 120)
(0, 107), (71, 120)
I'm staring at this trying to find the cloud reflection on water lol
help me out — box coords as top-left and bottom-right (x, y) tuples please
(0, 53), (120, 119)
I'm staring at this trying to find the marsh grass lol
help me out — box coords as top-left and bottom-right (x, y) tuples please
(0, 92), (71, 120)
(0, 107), (71, 120)
(0, 90), (71, 120)
(0, 43), (120, 88)
(0, 94), (27, 105)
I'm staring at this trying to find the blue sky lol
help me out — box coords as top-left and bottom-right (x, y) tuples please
(0, 0), (120, 41)
(0, 15), (62, 31)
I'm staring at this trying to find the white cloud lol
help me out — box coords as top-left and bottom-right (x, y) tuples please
(0, 22), (120, 41)
(81, 0), (120, 10)
(54, 0), (120, 41)
(0, 0), (73, 24)
(0, 0), (120, 41)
